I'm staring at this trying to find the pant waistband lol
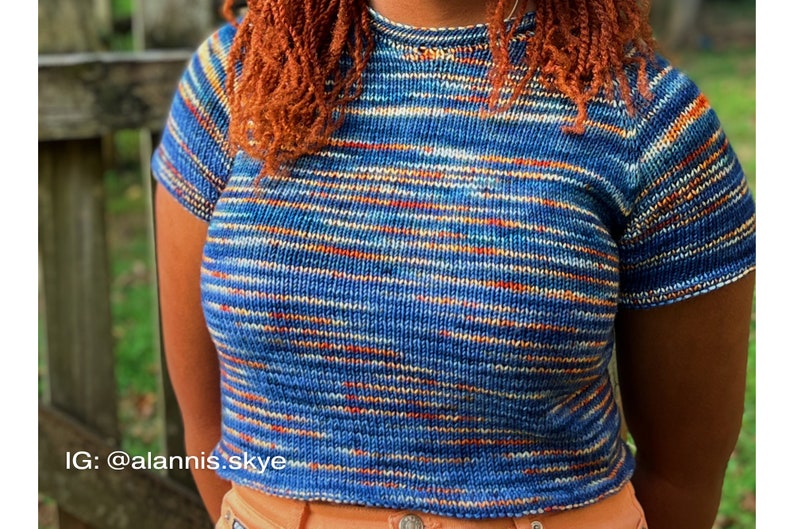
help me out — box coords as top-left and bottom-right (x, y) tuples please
(224, 482), (644, 529)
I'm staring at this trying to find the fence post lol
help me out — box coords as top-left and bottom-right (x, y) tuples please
(39, 1), (117, 528)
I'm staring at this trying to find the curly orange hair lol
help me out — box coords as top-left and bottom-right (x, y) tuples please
(221, 0), (656, 178)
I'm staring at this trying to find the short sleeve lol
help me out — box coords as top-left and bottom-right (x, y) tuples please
(151, 23), (237, 222)
(617, 55), (756, 308)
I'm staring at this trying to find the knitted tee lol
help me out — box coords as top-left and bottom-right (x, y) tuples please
(152, 9), (756, 519)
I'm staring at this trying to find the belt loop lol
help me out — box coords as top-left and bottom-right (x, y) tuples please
(289, 501), (310, 529)
(511, 513), (545, 529)
(231, 484), (309, 529)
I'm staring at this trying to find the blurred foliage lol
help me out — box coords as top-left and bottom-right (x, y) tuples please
(112, 0), (132, 18)
(105, 159), (162, 458)
(652, 0), (755, 51)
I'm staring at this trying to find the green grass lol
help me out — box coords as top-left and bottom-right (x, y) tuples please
(104, 153), (163, 458)
(109, 0), (134, 51)
(112, 0), (133, 19)
(106, 0), (160, 457)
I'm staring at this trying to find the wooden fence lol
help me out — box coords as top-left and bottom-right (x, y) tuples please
(38, 1), (235, 527)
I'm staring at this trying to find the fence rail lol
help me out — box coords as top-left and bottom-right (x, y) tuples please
(39, 50), (192, 141)
(39, 406), (210, 529)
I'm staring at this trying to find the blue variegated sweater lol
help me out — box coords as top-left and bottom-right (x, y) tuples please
(152, 9), (756, 518)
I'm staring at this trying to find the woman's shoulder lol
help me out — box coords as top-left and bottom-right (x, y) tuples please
(150, 20), (240, 222)
(191, 20), (239, 70)
(618, 47), (729, 156)
(622, 48), (707, 122)
(172, 21), (240, 112)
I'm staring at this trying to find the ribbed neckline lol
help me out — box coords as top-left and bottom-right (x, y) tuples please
(367, 7), (536, 49)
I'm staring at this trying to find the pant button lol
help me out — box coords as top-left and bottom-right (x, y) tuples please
(399, 513), (424, 529)
(530, 522), (544, 529)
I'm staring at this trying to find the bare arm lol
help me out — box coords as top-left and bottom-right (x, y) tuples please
(616, 272), (755, 529)
(154, 184), (230, 521)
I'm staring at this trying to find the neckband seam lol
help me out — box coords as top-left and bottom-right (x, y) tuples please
(373, 31), (534, 53)
(367, 7), (536, 50)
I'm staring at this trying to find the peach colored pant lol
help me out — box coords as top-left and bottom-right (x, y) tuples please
(215, 482), (648, 529)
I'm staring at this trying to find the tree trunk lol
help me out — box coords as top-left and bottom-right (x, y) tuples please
(661, 0), (704, 51)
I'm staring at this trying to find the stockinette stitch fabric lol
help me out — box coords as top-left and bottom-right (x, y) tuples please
(151, 8), (756, 519)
